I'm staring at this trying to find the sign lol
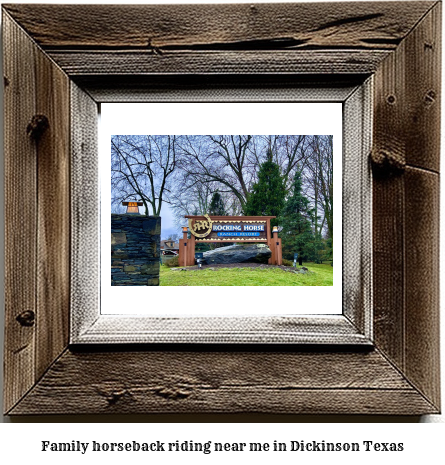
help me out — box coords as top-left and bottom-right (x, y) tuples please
(294, 253), (299, 260)
(188, 214), (213, 238)
(195, 253), (204, 259)
(213, 224), (265, 237)
(180, 215), (281, 267)
(188, 215), (268, 242)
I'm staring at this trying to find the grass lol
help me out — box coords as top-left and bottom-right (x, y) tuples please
(160, 262), (333, 286)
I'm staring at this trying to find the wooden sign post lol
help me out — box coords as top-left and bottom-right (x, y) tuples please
(178, 225), (195, 267)
(178, 215), (282, 266)
(272, 226), (283, 266)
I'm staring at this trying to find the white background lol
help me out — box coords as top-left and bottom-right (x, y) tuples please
(0, 0), (444, 459)
(101, 102), (343, 315)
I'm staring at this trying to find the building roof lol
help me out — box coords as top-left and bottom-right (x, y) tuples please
(161, 240), (179, 249)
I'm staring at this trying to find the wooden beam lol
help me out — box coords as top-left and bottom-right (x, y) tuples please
(3, 3), (435, 50)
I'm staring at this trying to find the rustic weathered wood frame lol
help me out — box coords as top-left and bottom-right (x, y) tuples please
(3, 2), (440, 415)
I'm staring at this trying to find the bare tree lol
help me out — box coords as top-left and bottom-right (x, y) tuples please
(110, 134), (328, 233)
(169, 135), (313, 223)
(111, 135), (178, 216)
(248, 136), (308, 188)
(304, 135), (333, 240)
(176, 135), (256, 212)
(169, 173), (216, 227)
(275, 135), (309, 188)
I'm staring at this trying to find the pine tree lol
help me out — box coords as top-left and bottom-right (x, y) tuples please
(244, 153), (286, 229)
(279, 172), (315, 265)
(209, 191), (226, 216)
(208, 191), (227, 249)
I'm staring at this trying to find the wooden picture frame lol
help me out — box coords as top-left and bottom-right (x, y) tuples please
(3, 2), (440, 415)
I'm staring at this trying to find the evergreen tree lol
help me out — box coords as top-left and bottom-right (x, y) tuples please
(304, 233), (325, 264)
(322, 237), (333, 265)
(208, 191), (226, 248)
(303, 211), (326, 264)
(279, 172), (315, 265)
(209, 191), (226, 216)
(244, 153), (286, 229)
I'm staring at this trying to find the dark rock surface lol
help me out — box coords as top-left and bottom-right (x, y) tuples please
(203, 243), (271, 265)
(111, 214), (161, 286)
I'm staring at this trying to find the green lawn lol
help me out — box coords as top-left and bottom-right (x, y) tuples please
(160, 262), (333, 286)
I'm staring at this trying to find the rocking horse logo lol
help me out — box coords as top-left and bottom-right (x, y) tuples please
(188, 214), (213, 238)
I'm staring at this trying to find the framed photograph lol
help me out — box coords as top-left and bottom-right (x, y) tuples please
(3, 2), (440, 415)
(98, 102), (351, 336)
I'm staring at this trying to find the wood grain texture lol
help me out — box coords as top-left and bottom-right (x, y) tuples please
(75, 316), (370, 345)
(3, 2), (441, 416)
(3, 2), (435, 50)
(342, 81), (372, 337)
(372, 174), (405, 369)
(404, 2), (441, 172)
(401, 2), (441, 410)
(46, 50), (391, 77)
(372, 3), (441, 411)
(3, 11), (72, 412)
(3, 2), (432, 81)
(8, 349), (437, 415)
(35, 40), (71, 381)
(3, 12), (37, 414)
(372, 1), (441, 172)
(74, 75), (364, 103)
(372, 9), (407, 372)
(404, 168), (440, 409)
(70, 83), (100, 340)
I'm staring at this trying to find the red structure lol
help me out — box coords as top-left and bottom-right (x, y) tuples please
(178, 215), (282, 267)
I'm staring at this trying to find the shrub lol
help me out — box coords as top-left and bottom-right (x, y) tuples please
(163, 256), (179, 268)
(282, 258), (294, 267)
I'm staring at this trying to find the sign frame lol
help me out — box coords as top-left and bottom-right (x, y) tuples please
(2, 2), (440, 416)
(189, 216), (269, 242)
(180, 215), (283, 266)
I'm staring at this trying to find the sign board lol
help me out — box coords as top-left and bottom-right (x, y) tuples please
(195, 252), (204, 259)
(180, 215), (281, 266)
(187, 215), (269, 243)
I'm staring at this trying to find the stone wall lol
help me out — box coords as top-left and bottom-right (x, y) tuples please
(111, 214), (161, 286)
